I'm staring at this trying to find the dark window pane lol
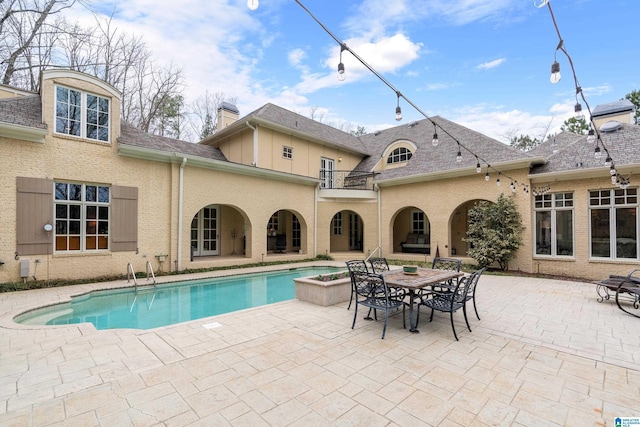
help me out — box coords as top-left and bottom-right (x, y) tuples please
(99, 97), (109, 112)
(86, 186), (96, 202)
(69, 205), (81, 219)
(55, 204), (68, 218)
(86, 205), (97, 219)
(56, 220), (67, 234)
(556, 210), (573, 256)
(69, 220), (81, 234)
(98, 221), (109, 234)
(87, 94), (97, 110)
(55, 183), (68, 200)
(591, 209), (610, 257)
(69, 184), (82, 201)
(98, 187), (109, 203)
(56, 86), (68, 102)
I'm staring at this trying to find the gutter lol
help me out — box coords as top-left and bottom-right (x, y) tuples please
(0, 122), (47, 143)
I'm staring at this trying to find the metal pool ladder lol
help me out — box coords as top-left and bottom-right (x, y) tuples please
(127, 261), (157, 312)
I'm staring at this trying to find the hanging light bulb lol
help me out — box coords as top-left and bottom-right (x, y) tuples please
(476, 159), (482, 173)
(574, 102), (584, 120)
(510, 181), (516, 193)
(611, 174), (618, 185)
(550, 61), (561, 84)
(610, 164), (617, 176)
(604, 156), (612, 167)
(395, 94), (402, 121)
(337, 45), (346, 81)
(496, 177), (501, 187)
(247, 0), (259, 10)
(456, 145), (462, 162)
(586, 128), (596, 144)
(534, 0), (549, 7)
(594, 145), (601, 159)
(485, 171), (490, 181)
(431, 124), (439, 147)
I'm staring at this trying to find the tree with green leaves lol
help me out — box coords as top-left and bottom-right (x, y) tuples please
(351, 126), (366, 136)
(509, 134), (540, 151)
(561, 116), (589, 134)
(464, 194), (524, 270)
(624, 89), (639, 124)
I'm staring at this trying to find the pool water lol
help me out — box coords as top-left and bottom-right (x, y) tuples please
(16, 267), (342, 330)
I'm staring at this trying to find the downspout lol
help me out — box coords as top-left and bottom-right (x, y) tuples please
(314, 183), (319, 257)
(177, 157), (187, 271)
(246, 121), (258, 166)
(376, 184), (382, 255)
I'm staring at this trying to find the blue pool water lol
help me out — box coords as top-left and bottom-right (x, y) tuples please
(16, 267), (342, 330)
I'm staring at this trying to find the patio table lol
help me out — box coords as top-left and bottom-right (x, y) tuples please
(384, 268), (464, 333)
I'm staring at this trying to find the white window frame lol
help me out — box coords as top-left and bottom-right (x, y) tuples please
(387, 147), (413, 164)
(55, 85), (111, 143)
(333, 212), (343, 235)
(589, 187), (638, 260)
(282, 146), (293, 159)
(54, 182), (110, 253)
(534, 192), (574, 257)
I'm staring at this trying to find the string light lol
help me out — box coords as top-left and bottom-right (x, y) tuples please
(538, 0), (626, 187)
(431, 123), (439, 147)
(550, 60), (561, 84)
(249, 0), (532, 195)
(594, 145), (601, 159)
(476, 157), (481, 173)
(337, 44), (346, 81)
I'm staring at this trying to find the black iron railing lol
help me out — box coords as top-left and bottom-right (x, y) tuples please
(319, 170), (377, 190)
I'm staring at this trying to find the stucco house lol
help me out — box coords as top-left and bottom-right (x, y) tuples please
(0, 69), (638, 284)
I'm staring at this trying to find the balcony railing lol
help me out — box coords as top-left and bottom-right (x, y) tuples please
(319, 170), (377, 190)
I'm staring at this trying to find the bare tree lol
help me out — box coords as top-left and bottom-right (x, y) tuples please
(1, 0), (77, 88)
(187, 90), (237, 141)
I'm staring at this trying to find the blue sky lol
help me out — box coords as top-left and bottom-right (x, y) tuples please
(74, 0), (638, 143)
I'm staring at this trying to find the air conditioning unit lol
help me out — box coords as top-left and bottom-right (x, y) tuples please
(20, 259), (30, 278)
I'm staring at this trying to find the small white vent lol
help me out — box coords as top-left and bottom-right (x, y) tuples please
(600, 120), (623, 133)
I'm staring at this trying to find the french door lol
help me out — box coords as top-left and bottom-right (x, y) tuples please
(320, 157), (335, 189)
(191, 206), (219, 256)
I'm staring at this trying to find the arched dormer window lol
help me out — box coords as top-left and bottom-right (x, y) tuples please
(387, 147), (413, 164)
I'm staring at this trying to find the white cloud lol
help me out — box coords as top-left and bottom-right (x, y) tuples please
(477, 58), (506, 70)
(288, 48), (307, 67)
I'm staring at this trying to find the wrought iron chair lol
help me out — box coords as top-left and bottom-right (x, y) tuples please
(417, 272), (475, 341)
(429, 256), (462, 291)
(346, 260), (369, 310)
(351, 271), (406, 339)
(595, 269), (640, 318)
(368, 257), (390, 273)
(462, 268), (485, 321)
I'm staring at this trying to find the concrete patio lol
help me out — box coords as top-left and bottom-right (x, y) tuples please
(1, 262), (638, 426)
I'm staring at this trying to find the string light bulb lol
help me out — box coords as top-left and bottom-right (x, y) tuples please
(485, 171), (490, 181)
(586, 128), (596, 144)
(610, 163), (617, 176)
(550, 61), (561, 84)
(431, 123), (439, 147)
(605, 156), (612, 167)
(476, 158), (481, 173)
(594, 145), (601, 159)
(574, 102), (584, 120)
(496, 177), (501, 187)
(247, 0), (259, 10)
(395, 94), (402, 121)
(337, 45), (346, 81)
(456, 144), (462, 162)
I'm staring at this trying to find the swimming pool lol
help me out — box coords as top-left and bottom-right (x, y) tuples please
(15, 267), (343, 330)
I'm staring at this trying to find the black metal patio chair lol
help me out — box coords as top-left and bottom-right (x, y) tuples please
(368, 257), (390, 273)
(417, 271), (476, 341)
(462, 268), (485, 321)
(351, 271), (406, 339)
(346, 260), (369, 310)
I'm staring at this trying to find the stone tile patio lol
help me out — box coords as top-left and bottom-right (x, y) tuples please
(0, 262), (638, 426)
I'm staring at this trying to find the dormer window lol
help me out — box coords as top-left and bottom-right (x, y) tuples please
(387, 147), (412, 164)
(55, 86), (110, 142)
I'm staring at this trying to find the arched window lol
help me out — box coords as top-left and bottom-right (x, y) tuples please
(387, 147), (413, 164)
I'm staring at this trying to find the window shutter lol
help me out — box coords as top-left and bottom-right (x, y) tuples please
(111, 186), (138, 252)
(16, 177), (54, 256)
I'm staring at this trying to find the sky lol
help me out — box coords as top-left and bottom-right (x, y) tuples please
(70, 0), (639, 143)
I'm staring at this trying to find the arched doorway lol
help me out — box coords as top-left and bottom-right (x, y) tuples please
(330, 210), (363, 252)
(450, 200), (484, 256)
(190, 204), (249, 258)
(266, 210), (306, 254)
(392, 207), (430, 254)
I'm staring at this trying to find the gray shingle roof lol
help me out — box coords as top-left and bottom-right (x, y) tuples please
(592, 99), (635, 118)
(208, 103), (369, 156)
(118, 122), (227, 161)
(529, 131), (582, 158)
(530, 123), (640, 174)
(358, 116), (535, 180)
(0, 95), (46, 129)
